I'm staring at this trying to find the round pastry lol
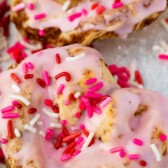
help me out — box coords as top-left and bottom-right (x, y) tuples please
(11, 0), (167, 46)
(0, 44), (115, 167)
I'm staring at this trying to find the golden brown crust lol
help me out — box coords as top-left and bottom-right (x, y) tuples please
(11, 0), (165, 47)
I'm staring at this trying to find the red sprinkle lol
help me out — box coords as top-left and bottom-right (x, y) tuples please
(55, 135), (63, 149)
(63, 141), (76, 154)
(28, 108), (37, 114)
(63, 132), (81, 143)
(62, 127), (70, 136)
(140, 160), (147, 167)
(7, 120), (14, 139)
(55, 53), (61, 64)
(36, 78), (46, 88)
(11, 73), (21, 84)
(55, 72), (71, 82)
(44, 99), (53, 107)
(135, 70), (143, 85)
(91, 2), (99, 10)
(79, 101), (86, 111)
(52, 105), (59, 113)
(96, 5), (105, 15)
(24, 74), (34, 79)
(83, 129), (95, 146)
(69, 93), (76, 101)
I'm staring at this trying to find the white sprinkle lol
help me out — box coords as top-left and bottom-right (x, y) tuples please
(42, 108), (59, 118)
(29, 114), (40, 126)
(150, 144), (161, 161)
(74, 92), (81, 98)
(37, 121), (43, 126)
(49, 123), (62, 128)
(39, 130), (45, 137)
(66, 53), (85, 62)
(24, 124), (37, 133)
(11, 84), (21, 93)
(62, 0), (71, 11)
(160, 19), (168, 32)
(14, 128), (21, 138)
(81, 132), (94, 151)
(9, 94), (30, 106)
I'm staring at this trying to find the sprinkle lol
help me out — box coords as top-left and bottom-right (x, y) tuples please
(93, 106), (102, 114)
(11, 84), (21, 93)
(61, 120), (67, 126)
(39, 30), (45, 37)
(65, 99), (70, 106)
(34, 13), (46, 20)
(45, 129), (54, 140)
(44, 99), (53, 107)
(60, 154), (72, 161)
(28, 3), (35, 10)
(76, 137), (84, 144)
(85, 78), (97, 85)
(14, 128), (21, 138)
(119, 150), (126, 158)
(96, 5), (105, 15)
(11, 73), (21, 84)
(80, 124), (85, 130)
(28, 108), (37, 114)
(39, 130), (45, 137)
(83, 98), (93, 118)
(85, 93), (103, 99)
(55, 53), (61, 64)
(27, 62), (34, 69)
(22, 63), (28, 74)
(128, 154), (140, 160)
(1, 106), (14, 113)
(2, 113), (19, 119)
(62, 0), (71, 11)
(0, 138), (8, 144)
(158, 54), (168, 60)
(55, 72), (71, 82)
(81, 9), (87, 16)
(88, 82), (104, 92)
(91, 2), (99, 10)
(135, 70), (143, 85)
(110, 146), (123, 153)
(24, 74), (34, 79)
(42, 108), (59, 118)
(140, 160), (147, 167)
(52, 105), (59, 113)
(81, 132), (94, 151)
(57, 84), (65, 95)
(75, 112), (81, 118)
(79, 101), (86, 110)
(36, 78), (46, 88)
(112, 2), (124, 9)
(63, 132), (82, 143)
(24, 124), (37, 133)
(66, 53), (85, 62)
(9, 94), (30, 106)
(12, 3), (25, 11)
(99, 97), (112, 108)
(160, 134), (167, 141)
(50, 123), (62, 128)
(29, 114), (40, 126)
(150, 144), (161, 161)
(74, 92), (81, 98)
(69, 93), (76, 101)
(68, 12), (82, 22)
(63, 141), (76, 154)
(55, 135), (63, 149)
(43, 71), (50, 85)
(133, 138), (144, 146)
(37, 121), (43, 126)
(7, 120), (14, 139)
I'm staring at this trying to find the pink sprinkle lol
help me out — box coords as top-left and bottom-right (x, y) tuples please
(73, 150), (81, 156)
(34, 13), (46, 20)
(85, 78), (97, 85)
(64, 100), (70, 106)
(128, 154), (140, 160)
(61, 120), (67, 126)
(2, 113), (19, 119)
(158, 54), (168, 60)
(85, 93), (103, 99)
(27, 62), (34, 69)
(75, 112), (81, 119)
(93, 106), (102, 114)
(81, 9), (88, 15)
(43, 71), (50, 85)
(45, 129), (54, 141)
(1, 106), (14, 113)
(12, 3), (26, 12)
(44, 99), (53, 107)
(12, 100), (20, 106)
(88, 82), (104, 93)
(22, 63), (28, 74)
(110, 146), (123, 153)
(68, 12), (82, 22)
(79, 124), (85, 130)
(0, 138), (8, 144)
(57, 84), (65, 95)
(133, 138), (144, 146)
(39, 30), (45, 37)
(76, 137), (84, 144)
(112, 2), (124, 9)
(82, 98), (93, 118)
(60, 154), (72, 161)
(119, 150), (126, 158)
(28, 3), (35, 10)
(99, 97), (112, 108)
(160, 134), (167, 141)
